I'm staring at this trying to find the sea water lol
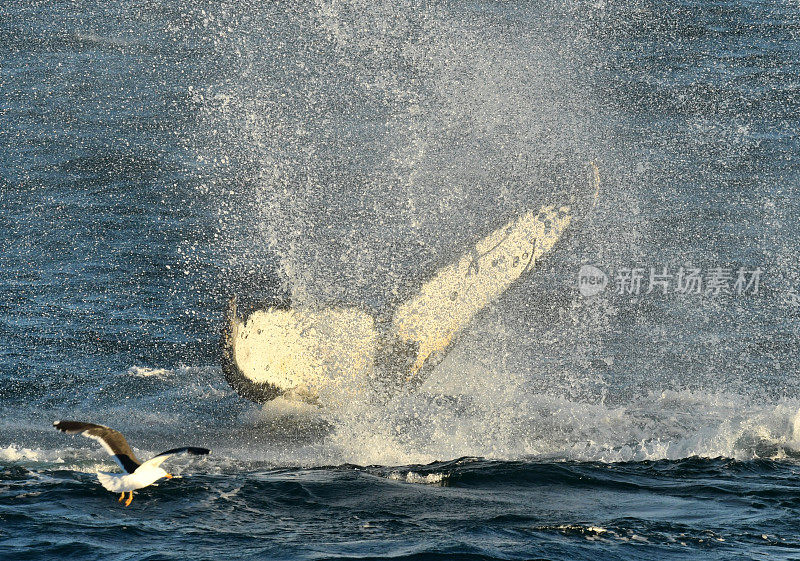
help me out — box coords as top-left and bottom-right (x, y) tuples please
(2, 1), (800, 559)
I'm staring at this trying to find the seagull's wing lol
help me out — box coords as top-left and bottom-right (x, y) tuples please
(137, 447), (211, 471)
(53, 420), (141, 474)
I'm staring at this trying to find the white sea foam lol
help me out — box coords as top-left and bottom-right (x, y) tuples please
(316, 378), (800, 466)
(0, 445), (42, 463)
(6, 360), (800, 470)
(388, 471), (448, 485)
(127, 366), (174, 378)
(0, 444), (120, 473)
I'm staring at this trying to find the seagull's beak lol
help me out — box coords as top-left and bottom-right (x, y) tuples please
(165, 473), (173, 479)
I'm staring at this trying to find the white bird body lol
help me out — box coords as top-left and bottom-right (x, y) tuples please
(54, 420), (209, 505)
(96, 466), (170, 493)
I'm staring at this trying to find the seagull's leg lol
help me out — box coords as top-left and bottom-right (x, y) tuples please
(124, 491), (134, 507)
(118, 493), (125, 502)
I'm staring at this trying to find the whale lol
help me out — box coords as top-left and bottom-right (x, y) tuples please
(221, 163), (600, 405)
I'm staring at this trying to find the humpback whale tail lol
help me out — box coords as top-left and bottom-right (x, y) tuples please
(221, 163), (601, 404)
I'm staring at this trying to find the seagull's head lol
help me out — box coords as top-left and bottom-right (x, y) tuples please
(135, 465), (173, 487)
(151, 467), (172, 481)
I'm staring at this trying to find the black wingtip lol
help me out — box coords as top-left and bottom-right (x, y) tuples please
(53, 420), (84, 434)
(189, 447), (211, 456)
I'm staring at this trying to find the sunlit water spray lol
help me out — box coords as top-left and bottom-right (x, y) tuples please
(6, 2), (800, 558)
(162, 1), (800, 467)
(4, 0), (795, 471)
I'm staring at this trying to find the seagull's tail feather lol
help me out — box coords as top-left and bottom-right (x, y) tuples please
(96, 471), (125, 492)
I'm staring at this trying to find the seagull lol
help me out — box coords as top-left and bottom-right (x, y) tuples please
(54, 420), (210, 506)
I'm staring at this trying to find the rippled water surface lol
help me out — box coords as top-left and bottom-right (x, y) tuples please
(2, 0), (800, 559)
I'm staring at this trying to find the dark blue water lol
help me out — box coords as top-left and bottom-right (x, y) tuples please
(3, 0), (800, 559)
